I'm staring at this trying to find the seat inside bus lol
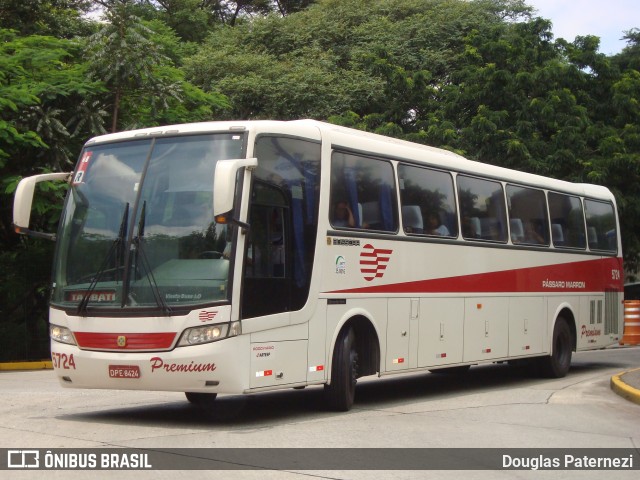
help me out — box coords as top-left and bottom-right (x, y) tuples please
(402, 205), (424, 233)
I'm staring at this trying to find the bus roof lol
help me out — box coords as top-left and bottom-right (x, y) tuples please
(84, 119), (614, 202)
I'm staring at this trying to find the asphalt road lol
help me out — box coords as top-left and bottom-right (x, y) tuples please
(1, 346), (639, 479)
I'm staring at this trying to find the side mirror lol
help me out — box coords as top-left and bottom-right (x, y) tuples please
(13, 172), (71, 240)
(213, 157), (257, 217)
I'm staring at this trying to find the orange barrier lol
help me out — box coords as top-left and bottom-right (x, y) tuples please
(621, 300), (640, 345)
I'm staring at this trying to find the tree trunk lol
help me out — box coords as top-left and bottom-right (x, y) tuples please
(111, 87), (121, 133)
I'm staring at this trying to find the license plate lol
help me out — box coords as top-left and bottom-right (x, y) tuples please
(108, 365), (141, 379)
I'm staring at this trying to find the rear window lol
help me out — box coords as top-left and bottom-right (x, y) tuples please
(584, 199), (617, 253)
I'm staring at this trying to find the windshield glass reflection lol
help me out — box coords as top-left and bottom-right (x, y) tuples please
(51, 133), (244, 312)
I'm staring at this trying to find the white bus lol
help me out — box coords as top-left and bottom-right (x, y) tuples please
(13, 120), (624, 411)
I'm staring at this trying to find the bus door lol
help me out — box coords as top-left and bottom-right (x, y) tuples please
(242, 181), (309, 389)
(242, 135), (321, 389)
(241, 181), (291, 319)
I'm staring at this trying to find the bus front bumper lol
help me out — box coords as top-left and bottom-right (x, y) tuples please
(49, 334), (250, 394)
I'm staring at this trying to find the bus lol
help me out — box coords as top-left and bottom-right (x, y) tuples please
(13, 120), (624, 411)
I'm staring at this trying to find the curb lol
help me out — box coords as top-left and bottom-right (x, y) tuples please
(0, 361), (53, 371)
(610, 368), (640, 406)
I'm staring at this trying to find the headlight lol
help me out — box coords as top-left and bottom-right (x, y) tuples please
(177, 321), (241, 347)
(50, 324), (76, 345)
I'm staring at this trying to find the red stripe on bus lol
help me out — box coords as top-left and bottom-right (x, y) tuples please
(330, 257), (623, 294)
(74, 332), (177, 350)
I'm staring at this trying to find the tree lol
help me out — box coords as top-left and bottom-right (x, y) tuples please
(0, 0), (96, 38)
(85, 0), (228, 131)
(0, 28), (106, 360)
(142, 0), (317, 39)
(272, 0), (316, 15)
(184, 0), (640, 272)
(185, 0), (534, 123)
(141, 0), (212, 42)
(84, 1), (179, 131)
(613, 28), (640, 72)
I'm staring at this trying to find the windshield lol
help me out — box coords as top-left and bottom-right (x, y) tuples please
(51, 133), (245, 312)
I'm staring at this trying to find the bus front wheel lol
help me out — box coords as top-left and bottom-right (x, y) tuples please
(324, 327), (358, 411)
(538, 318), (573, 378)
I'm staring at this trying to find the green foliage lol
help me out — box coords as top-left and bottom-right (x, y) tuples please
(0, 236), (56, 361)
(0, 1), (236, 361)
(184, 0), (640, 274)
(0, 0), (96, 38)
(0, 27), (103, 361)
(84, 2), (176, 131)
(0, 29), (106, 171)
(84, 1), (228, 131)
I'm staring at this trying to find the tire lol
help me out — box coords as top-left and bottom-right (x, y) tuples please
(324, 327), (358, 411)
(185, 392), (218, 406)
(538, 318), (573, 378)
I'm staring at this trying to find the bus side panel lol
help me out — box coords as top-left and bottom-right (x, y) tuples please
(508, 296), (545, 356)
(576, 294), (611, 350)
(386, 298), (415, 371)
(249, 322), (309, 389)
(418, 298), (464, 368)
(463, 297), (509, 362)
(249, 339), (308, 389)
(307, 301), (327, 383)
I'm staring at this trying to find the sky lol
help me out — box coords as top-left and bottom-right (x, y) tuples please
(526, 0), (639, 55)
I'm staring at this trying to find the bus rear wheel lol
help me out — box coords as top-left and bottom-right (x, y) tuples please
(185, 392), (218, 406)
(324, 327), (358, 411)
(538, 318), (573, 378)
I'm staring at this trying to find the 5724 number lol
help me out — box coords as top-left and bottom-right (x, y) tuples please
(52, 352), (76, 370)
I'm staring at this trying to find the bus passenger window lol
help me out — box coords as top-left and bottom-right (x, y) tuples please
(548, 193), (586, 249)
(330, 152), (398, 232)
(457, 175), (507, 242)
(397, 164), (457, 238)
(506, 185), (549, 246)
(584, 199), (617, 253)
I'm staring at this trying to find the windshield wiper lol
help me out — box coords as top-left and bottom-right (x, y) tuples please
(77, 203), (129, 316)
(124, 201), (172, 315)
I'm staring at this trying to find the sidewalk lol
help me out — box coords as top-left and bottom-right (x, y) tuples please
(611, 367), (640, 406)
(0, 360), (52, 371)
